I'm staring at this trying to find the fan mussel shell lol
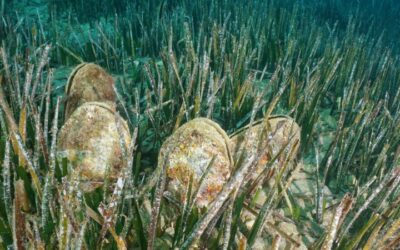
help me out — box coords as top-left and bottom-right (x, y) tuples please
(58, 102), (131, 192)
(230, 116), (301, 183)
(64, 63), (116, 120)
(158, 118), (233, 208)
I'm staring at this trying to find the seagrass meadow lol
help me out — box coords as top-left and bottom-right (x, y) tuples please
(0, 0), (400, 249)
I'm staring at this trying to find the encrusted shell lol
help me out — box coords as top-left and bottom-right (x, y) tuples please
(230, 116), (301, 183)
(58, 102), (131, 192)
(64, 63), (116, 120)
(158, 118), (233, 208)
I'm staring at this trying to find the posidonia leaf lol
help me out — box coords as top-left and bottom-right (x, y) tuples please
(18, 106), (27, 167)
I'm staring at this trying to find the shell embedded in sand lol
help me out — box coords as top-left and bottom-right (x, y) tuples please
(64, 63), (116, 120)
(229, 116), (301, 183)
(58, 102), (131, 192)
(158, 118), (233, 208)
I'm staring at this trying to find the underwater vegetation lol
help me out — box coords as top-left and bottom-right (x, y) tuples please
(0, 0), (400, 249)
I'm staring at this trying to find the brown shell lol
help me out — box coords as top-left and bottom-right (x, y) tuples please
(64, 63), (116, 120)
(58, 102), (131, 192)
(158, 118), (233, 208)
(230, 116), (301, 183)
